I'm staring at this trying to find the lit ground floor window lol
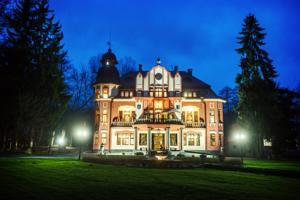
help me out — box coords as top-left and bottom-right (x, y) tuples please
(170, 133), (177, 146)
(183, 133), (200, 146)
(139, 133), (147, 145)
(101, 131), (107, 144)
(117, 132), (134, 145)
(210, 133), (216, 146)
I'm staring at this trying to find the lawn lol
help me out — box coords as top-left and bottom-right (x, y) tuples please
(244, 159), (300, 171)
(0, 158), (299, 200)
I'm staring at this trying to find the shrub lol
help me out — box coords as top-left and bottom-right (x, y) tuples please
(135, 152), (144, 156)
(176, 153), (185, 158)
(200, 154), (206, 161)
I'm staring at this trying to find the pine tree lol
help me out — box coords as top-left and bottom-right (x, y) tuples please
(236, 14), (278, 157)
(2, 0), (69, 149)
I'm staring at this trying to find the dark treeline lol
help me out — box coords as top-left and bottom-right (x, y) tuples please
(0, 0), (70, 150)
(0, 0), (137, 151)
(219, 14), (300, 158)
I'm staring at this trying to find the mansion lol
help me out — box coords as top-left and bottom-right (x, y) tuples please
(93, 47), (225, 153)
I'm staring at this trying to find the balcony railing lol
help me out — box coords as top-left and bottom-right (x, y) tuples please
(184, 122), (206, 128)
(111, 121), (134, 127)
(135, 118), (183, 125)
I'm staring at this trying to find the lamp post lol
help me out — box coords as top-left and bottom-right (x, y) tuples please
(234, 132), (246, 165)
(74, 125), (89, 160)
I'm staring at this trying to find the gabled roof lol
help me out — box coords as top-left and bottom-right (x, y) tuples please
(179, 71), (218, 98)
(119, 70), (219, 98)
(119, 71), (139, 89)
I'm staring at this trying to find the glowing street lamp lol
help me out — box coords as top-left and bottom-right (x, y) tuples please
(74, 125), (90, 160)
(57, 136), (65, 146)
(233, 131), (247, 165)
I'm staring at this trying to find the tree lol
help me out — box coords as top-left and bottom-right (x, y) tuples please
(271, 88), (300, 154)
(118, 56), (136, 76)
(0, 0), (10, 40)
(1, 0), (69, 150)
(218, 86), (238, 113)
(236, 14), (278, 157)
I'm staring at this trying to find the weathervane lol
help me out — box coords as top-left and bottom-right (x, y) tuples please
(107, 32), (112, 50)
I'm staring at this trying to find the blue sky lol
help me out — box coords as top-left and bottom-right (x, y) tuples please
(50, 0), (300, 92)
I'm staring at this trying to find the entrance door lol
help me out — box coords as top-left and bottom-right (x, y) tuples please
(152, 133), (165, 151)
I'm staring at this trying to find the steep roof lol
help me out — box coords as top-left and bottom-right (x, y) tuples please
(179, 71), (218, 98)
(119, 70), (219, 98)
(94, 48), (120, 85)
(95, 66), (120, 84)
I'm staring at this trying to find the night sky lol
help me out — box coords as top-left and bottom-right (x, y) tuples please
(50, 0), (300, 92)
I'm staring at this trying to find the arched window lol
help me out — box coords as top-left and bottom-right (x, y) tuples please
(118, 106), (135, 122)
(182, 106), (200, 123)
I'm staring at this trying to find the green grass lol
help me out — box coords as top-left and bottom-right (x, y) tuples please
(244, 159), (300, 171)
(0, 158), (300, 200)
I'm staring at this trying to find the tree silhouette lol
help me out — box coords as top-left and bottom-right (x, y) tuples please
(236, 14), (278, 157)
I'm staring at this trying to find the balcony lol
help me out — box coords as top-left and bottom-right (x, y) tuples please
(111, 121), (134, 127)
(134, 118), (183, 125)
(184, 122), (205, 128)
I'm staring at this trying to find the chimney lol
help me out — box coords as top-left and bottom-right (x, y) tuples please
(138, 64), (142, 72)
(174, 66), (178, 72)
(187, 68), (192, 75)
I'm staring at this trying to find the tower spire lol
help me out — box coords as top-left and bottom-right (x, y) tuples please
(156, 57), (161, 65)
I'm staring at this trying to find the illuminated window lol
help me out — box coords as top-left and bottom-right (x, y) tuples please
(193, 92), (197, 97)
(209, 110), (215, 123)
(125, 91), (129, 97)
(209, 103), (214, 108)
(210, 133), (216, 146)
(101, 131), (107, 144)
(117, 133), (134, 145)
(94, 132), (99, 145)
(155, 88), (163, 97)
(218, 109), (222, 123)
(129, 91), (133, 97)
(102, 110), (108, 123)
(170, 134), (177, 146)
(194, 111), (199, 122)
(183, 108), (199, 123)
(118, 106), (135, 122)
(139, 133), (147, 145)
(183, 133), (200, 146)
(186, 111), (193, 122)
(103, 86), (109, 98)
(155, 100), (163, 109)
